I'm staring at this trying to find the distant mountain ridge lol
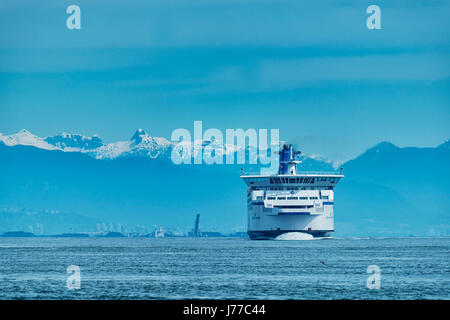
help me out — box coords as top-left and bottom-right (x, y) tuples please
(0, 129), (57, 150)
(0, 129), (337, 166)
(438, 139), (450, 149)
(342, 139), (450, 220)
(0, 130), (449, 236)
(0, 129), (172, 160)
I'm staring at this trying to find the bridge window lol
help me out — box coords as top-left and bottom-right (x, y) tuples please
(277, 197), (286, 200)
(309, 196), (318, 200)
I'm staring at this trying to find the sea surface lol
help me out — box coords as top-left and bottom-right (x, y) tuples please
(0, 237), (449, 300)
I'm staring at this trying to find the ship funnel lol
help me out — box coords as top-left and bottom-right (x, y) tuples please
(278, 144), (301, 175)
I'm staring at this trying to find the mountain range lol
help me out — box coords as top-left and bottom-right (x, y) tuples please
(0, 129), (449, 236)
(0, 129), (173, 160)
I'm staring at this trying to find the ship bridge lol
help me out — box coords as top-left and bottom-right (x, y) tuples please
(240, 172), (344, 188)
(241, 144), (344, 187)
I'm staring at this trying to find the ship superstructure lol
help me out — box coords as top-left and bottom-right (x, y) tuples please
(241, 144), (344, 240)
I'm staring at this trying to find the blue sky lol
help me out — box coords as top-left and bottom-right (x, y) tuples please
(0, 0), (449, 161)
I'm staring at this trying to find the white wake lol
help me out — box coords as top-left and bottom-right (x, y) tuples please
(275, 232), (314, 240)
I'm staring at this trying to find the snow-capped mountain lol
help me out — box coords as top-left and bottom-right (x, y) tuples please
(45, 133), (104, 151)
(89, 129), (173, 159)
(0, 129), (338, 168)
(0, 129), (174, 160)
(0, 129), (57, 150)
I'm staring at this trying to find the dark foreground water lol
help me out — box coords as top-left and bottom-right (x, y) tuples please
(0, 237), (448, 299)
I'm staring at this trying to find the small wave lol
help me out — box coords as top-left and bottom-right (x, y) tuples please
(346, 237), (371, 240)
(275, 232), (314, 240)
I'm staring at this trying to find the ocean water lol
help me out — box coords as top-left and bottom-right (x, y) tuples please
(0, 237), (448, 300)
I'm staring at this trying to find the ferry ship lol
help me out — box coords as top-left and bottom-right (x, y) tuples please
(241, 144), (344, 240)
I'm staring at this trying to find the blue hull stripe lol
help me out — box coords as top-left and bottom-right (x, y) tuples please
(278, 212), (310, 215)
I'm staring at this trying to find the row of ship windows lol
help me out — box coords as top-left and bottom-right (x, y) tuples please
(266, 196), (328, 200)
(268, 177), (340, 184)
(270, 187), (300, 190)
(251, 186), (333, 191)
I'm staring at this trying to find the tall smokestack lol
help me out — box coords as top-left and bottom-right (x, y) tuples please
(193, 214), (201, 237)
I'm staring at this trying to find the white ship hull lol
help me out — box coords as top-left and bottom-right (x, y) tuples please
(245, 183), (338, 240)
(248, 230), (333, 240)
(241, 144), (343, 240)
